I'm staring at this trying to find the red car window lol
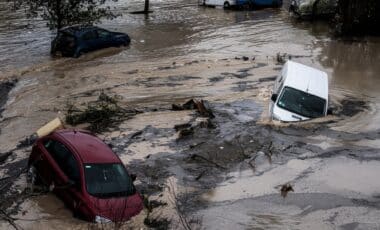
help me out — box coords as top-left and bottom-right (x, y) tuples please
(44, 140), (81, 185)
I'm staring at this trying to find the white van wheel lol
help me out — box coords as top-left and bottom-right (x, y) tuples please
(224, 1), (230, 8)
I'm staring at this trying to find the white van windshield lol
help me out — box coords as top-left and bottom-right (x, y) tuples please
(277, 86), (326, 118)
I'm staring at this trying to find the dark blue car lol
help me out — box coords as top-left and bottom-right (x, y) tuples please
(236, 0), (282, 7)
(51, 25), (131, 58)
(253, 0), (282, 7)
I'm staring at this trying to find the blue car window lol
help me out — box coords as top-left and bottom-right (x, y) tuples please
(82, 30), (98, 40)
(97, 29), (111, 38)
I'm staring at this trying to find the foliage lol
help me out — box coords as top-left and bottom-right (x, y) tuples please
(66, 92), (139, 133)
(10, 0), (120, 30)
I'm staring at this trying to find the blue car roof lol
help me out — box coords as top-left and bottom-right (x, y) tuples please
(59, 25), (100, 36)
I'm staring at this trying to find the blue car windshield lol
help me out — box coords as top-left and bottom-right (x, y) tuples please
(84, 163), (135, 198)
(277, 86), (326, 118)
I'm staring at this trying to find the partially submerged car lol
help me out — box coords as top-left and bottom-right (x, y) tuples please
(27, 129), (143, 223)
(289, 0), (337, 18)
(51, 25), (131, 58)
(199, 0), (246, 8)
(270, 60), (329, 122)
(199, 0), (282, 8)
(252, 0), (282, 7)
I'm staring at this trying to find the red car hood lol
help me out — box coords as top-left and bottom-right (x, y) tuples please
(89, 192), (143, 222)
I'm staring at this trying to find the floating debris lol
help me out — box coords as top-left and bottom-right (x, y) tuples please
(280, 183), (294, 198)
(66, 92), (141, 133)
(276, 52), (288, 64)
(172, 99), (215, 118)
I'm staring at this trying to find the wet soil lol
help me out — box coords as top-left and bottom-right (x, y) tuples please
(0, 80), (17, 117)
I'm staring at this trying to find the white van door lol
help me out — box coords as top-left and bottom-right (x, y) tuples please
(269, 63), (287, 116)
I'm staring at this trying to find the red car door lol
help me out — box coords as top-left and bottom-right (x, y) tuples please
(41, 139), (86, 215)
(33, 140), (67, 188)
(60, 151), (86, 215)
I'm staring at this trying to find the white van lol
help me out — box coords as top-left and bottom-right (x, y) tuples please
(199, 0), (240, 8)
(270, 61), (329, 122)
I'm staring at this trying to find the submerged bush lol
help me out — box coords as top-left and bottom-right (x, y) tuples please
(66, 92), (140, 133)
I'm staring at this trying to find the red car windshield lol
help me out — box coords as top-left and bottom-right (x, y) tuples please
(84, 163), (135, 198)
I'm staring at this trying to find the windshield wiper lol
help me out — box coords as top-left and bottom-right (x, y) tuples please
(291, 114), (302, 120)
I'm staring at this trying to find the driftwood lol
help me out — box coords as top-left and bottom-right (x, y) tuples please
(190, 153), (227, 170)
(195, 170), (207, 181)
(0, 209), (22, 230)
(172, 99), (215, 118)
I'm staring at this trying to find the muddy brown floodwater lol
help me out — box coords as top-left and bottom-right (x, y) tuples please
(1, 0), (380, 229)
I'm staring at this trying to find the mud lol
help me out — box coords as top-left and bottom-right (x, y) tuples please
(0, 57), (378, 229)
(0, 80), (17, 118)
(334, 97), (369, 117)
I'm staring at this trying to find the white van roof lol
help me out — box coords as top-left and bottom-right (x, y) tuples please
(283, 61), (328, 99)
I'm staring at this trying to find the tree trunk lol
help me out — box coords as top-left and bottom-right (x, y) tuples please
(56, 0), (62, 30)
(144, 0), (149, 13)
(312, 0), (321, 19)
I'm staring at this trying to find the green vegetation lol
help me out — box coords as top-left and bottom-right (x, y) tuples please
(10, 0), (120, 30)
(66, 92), (140, 133)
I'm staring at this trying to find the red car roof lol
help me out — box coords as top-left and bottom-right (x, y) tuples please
(54, 129), (120, 164)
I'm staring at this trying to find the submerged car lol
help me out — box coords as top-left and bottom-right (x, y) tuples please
(289, 0), (337, 18)
(199, 0), (282, 8)
(270, 60), (329, 122)
(27, 129), (143, 223)
(51, 25), (131, 58)
(252, 0), (282, 7)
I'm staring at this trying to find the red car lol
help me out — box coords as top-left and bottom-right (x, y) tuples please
(27, 129), (143, 223)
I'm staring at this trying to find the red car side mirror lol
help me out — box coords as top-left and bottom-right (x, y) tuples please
(130, 174), (137, 182)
